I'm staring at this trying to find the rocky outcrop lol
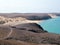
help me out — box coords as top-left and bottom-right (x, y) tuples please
(11, 23), (47, 33)
(24, 15), (51, 20)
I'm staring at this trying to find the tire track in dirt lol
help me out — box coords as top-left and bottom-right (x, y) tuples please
(0, 28), (13, 40)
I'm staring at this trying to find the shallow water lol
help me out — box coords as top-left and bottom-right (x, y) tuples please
(39, 17), (60, 34)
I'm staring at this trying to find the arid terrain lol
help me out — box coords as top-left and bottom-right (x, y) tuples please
(0, 13), (60, 45)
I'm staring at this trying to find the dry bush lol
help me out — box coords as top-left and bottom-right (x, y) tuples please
(0, 21), (5, 24)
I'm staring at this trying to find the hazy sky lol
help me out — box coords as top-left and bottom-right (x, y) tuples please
(0, 0), (60, 13)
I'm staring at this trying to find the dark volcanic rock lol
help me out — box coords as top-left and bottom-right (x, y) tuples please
(24, 15), (51, 20)
(11, 23), (47, 33)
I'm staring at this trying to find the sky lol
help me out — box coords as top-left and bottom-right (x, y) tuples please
(0, 0), (60, 13)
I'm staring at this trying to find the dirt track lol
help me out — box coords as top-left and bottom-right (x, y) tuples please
(0, 28), (13, 40)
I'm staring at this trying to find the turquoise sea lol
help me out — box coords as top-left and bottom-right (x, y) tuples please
(39, 17), (60, 34)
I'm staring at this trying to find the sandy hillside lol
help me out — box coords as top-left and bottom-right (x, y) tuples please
(0, 14), (58, 26)
(0, 16), (42, 26)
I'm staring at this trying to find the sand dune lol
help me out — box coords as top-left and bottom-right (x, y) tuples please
(0, 16), (43, 26)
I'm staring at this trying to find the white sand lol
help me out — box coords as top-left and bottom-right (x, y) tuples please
(48, 14), (58, 18)
(0, 16), (44, 26)
(3, 20), (43, 26)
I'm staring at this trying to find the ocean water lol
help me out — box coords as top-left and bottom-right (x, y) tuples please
(39, 17), (60, 34)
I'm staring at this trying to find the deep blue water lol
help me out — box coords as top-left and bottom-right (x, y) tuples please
(39, 17), (60, 34)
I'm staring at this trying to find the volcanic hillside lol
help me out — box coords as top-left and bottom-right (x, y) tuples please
(0, 23), (60, 45)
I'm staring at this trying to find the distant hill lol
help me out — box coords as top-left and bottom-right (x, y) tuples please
(0, 13), (52, 20)
(0, 13), (60, 20)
